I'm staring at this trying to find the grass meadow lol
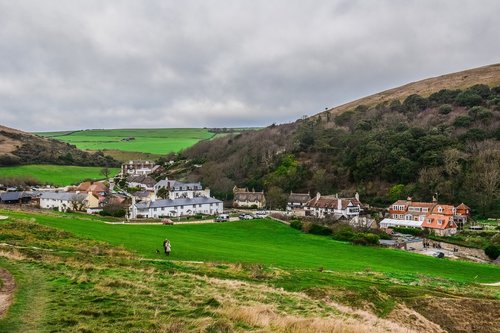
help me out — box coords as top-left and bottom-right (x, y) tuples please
(3, 209), (499, 283)
(1, 208), (499, 332)
(0, 165), (119, 186)
(38, 128), (216, 155)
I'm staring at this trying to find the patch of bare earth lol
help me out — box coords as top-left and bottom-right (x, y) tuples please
(0, 268), (15, 318)
(411, 297), (500, 333)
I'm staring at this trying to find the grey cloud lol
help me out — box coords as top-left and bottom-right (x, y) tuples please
(0, 0), (499, 131)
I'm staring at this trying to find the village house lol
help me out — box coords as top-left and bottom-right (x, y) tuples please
(129, 197), (223, 219)
(40, 192), (88, 212)
(232, 186), (266, 209)
(127, 175), (157, 191)
(286, 192), (311, 216)
(120, 160), (158, 176)
(379, 198), (469, 236)
(303, 192), (362, 219)
(154, 178), (210, 199)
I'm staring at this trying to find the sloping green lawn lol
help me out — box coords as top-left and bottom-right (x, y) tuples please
(3, 209), (499, 283)
(37, 128), (215, 154)
(0, 165), (119, 186)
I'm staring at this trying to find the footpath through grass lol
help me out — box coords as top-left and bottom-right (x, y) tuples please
(3, 209), (499, 284)
(37, 128), (215, 155)
(0, 165), (119, 186)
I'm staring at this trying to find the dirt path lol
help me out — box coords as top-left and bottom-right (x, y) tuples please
(0, 268), (15, 319)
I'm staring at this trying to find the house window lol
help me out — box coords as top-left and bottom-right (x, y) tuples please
(438, 207), (443, 213)
(438, 220), (443, 225)
(422, 208), (428, 212)
(427, 219), (431, 224)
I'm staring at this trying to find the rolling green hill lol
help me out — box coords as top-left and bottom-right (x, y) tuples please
(37, 128), (217, 158)
(0, 165), (119, 186)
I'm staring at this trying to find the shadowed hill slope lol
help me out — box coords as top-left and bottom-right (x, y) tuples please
(0, 125), (119, 167)
(177, 63), (500, 215)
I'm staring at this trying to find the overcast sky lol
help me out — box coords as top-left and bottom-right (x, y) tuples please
(1, 1), (499, 131)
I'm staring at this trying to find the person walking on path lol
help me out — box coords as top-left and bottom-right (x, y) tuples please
(163, 239), (171, 256)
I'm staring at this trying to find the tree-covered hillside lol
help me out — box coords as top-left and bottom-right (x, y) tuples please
(182, 84), (500, 216)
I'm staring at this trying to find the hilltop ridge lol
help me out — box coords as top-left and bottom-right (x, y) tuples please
(315, 63), (500, 119)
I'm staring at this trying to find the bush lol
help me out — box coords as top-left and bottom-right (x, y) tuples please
(290, 220), (303, 230)
(453, 116), (472, 127)
(391, 227), (423, 236)
(455, 91), (483, 107)
(438, 104), (453, 114)
(309, 224), (332, 236)
(403, 94), (428, 112)
(352, 233), (379, 246)
(484, 245), (500, 260)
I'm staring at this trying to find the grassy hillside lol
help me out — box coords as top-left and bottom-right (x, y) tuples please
(317, 63), (500, 119)
(0, 125), (119, 167)
(3, 209), (498, 283)
(180, 65), (500, 216)
(0, 165), (120, 186)
(0, 208), (499, 332)
(38, 128), (216, 156)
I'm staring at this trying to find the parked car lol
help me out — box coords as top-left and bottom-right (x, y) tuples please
(239, 214), (254, 220)
(215, 214), (230, 222)
(255, 211), (268, 217)
(432, 251), (445, 259)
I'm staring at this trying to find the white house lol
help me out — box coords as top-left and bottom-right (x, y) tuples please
(304, 193), (362, 219)
(129, 197), (223, 219)
(40, 192), (88, 212)
(121, 160), (158, 176)
(154, 178), (210, 199)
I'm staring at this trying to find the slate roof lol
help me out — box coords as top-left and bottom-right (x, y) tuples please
(155, 179), (202, 191)
(40, 192), (87, 202)
(0, 191), (29, 202)
(127, 175), (157, 187)
(288, 192), (311, 204)
(135, 197), (222, 209)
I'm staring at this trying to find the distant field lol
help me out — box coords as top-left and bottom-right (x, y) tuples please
(37, 128), (217, 155)
(0, 165), (119, 186)
(9, 210), (499, 283)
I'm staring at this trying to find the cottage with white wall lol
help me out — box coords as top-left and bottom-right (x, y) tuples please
(304, 193), (361, 219)
(130, 197), (223, 219)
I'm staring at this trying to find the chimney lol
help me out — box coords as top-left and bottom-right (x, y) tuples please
(407, 196), (412, 201)
(337, 197), (342, 210)
(316, 192), (321, 200)
(432, 196), (437, 202)
(355, 192), (360, 201)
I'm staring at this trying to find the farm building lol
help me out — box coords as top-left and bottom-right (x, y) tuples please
(0, 191), (32, 204)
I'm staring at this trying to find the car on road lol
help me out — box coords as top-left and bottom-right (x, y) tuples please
(239, 214), (254, 220)
(215, 214), (230, 222)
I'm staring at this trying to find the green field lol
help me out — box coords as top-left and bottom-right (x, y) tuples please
(37, 128), (216, 155)
(1, 209), (499, 332)
(4, 209), (499, 283)
(0, 165), (119, 186)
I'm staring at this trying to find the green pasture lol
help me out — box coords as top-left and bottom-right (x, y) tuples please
(37, 128), (216, 155)
(0, 165), (119, 186)
(3, 209), (499, 283)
